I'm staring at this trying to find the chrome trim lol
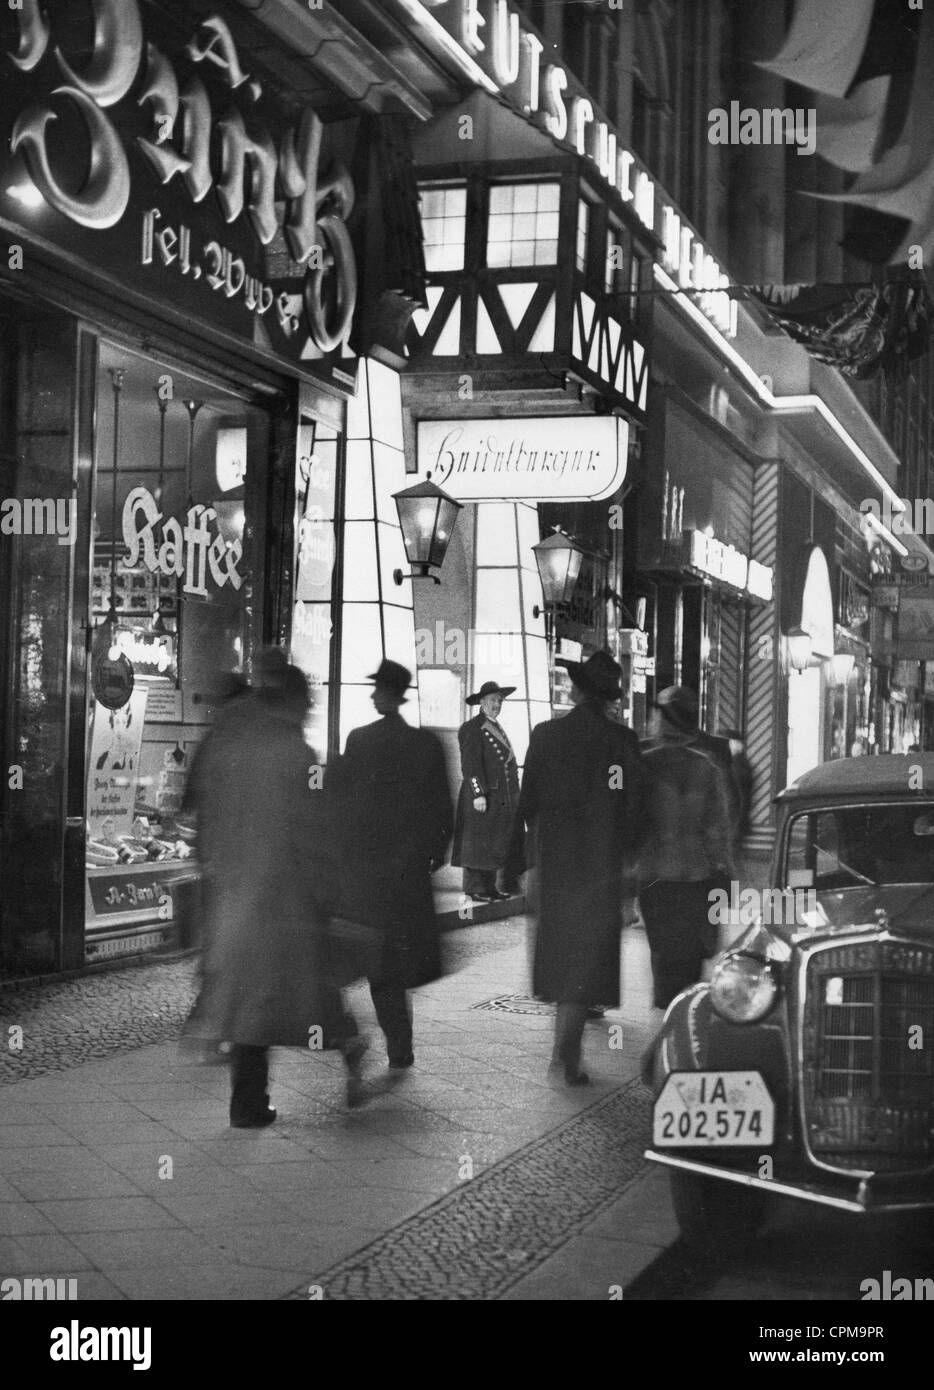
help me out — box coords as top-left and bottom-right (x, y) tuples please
(795, 931), (934, 1179)
(644, 1149), (934, 1214)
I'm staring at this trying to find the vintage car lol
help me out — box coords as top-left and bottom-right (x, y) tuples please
(644, 754), (934, 1246)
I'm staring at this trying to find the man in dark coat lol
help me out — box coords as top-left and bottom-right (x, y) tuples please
(655, 685), (740, 835)
(508, 651), (645, 1085)
(452, 680), (521, 901)
(184, 656), (349, 1127)
(328, 658), (454, 1069)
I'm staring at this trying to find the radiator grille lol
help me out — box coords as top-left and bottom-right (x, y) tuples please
(803, 941), (934, 1171)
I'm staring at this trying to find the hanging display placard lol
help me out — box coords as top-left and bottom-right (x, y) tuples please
(87, 685), (149, 844)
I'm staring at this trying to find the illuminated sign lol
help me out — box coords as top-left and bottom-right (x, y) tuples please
(684, 529), (773, 602)
(416, 415), (628, 501)
(122, 487), (243, 598)
(1, 2), (356, 360)
(417, 0), (735, 336)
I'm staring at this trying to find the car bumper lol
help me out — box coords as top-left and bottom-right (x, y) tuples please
(645, 1149), (934, 1214)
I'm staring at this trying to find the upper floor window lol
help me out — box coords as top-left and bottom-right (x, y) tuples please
(487, 182), (560, 268)
(421, 184), (467, 273)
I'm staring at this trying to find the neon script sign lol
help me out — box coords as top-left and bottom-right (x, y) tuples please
(421, 0), (735, 336)
(6, 1), (356, 353)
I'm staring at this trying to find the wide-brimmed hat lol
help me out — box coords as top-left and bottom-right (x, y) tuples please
(558, 650), (622, 701)
(368, 657), (412, 700)
(656, 685), (699, 732)
(466, 680), (516, 706)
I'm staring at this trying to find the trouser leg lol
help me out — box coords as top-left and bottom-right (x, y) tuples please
(229, 1044), (269, 1121)
(464, 867), (496, 895)
(551, 1002), (588, 1076)
(369, 981), (413, 1063)
(641, 881), (708, 1009)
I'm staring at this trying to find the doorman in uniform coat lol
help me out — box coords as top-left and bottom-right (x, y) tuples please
(452, 680), (521, 901)
(328, 658), (454, 1069)
(507, 651), (645, 1084)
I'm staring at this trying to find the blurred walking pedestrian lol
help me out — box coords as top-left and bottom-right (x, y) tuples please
(328, 658), (454, 1075)
(508, 652), (644, 1085)
(452, 680), (521, 902)
(183, 650), (353, 1127)
(639, 689), (735, 1009)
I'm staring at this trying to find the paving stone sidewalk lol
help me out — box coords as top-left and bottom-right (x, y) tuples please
(0, 918), (670, 1300)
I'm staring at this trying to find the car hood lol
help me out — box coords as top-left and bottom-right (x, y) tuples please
(788, 884), (934, 943)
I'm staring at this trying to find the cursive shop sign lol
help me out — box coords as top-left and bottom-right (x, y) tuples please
(0, 2), (357, 366)
(122, 487), (242, 598)
(416, 415), (628, 501)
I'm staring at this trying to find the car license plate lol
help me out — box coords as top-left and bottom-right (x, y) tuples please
(653, 1070), (774, 1147)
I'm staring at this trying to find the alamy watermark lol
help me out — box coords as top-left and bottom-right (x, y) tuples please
(708, 103), (816, 157)
(0, 497), (76, 545)
(708, 883), (817, 927)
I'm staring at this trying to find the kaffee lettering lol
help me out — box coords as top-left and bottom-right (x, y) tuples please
(122, 487), (242, 596)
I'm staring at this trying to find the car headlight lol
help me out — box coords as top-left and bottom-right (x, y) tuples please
(710, 952), (779, 1023)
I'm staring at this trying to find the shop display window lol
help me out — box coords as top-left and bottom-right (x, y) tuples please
(85, 342), (267, 940)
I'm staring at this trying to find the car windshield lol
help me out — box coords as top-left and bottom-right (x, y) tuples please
(786, 802), (934, 890)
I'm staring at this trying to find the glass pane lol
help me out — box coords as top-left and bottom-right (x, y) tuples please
(516, 502), (541, 563)
(472, 635), (526, 699)
(377, 521), (413, 608)
(475, 569), (522, 632)
(342, 521), (379, 601)
(539, 183), (561, 211)
(475, 503), (518, 566)
(367, 359), (404, 450)
(526, 637), (551, 702)
(344, 441), (375, 520)
(383, 602), (418, 675)
(373, 441), (409, 525)
(489, 184), (514, 213)
(340, 604), (383, 685)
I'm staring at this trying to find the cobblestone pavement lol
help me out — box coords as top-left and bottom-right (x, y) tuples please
(287, 1077), (651, 1300)
(0, 918), (666, 1300)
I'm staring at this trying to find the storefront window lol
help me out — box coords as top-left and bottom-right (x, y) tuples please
(84, 342), (267, 953)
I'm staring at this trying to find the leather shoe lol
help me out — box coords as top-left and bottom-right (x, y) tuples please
(230, 1106), (277, 1129)
(388, 1053), (414, 1069)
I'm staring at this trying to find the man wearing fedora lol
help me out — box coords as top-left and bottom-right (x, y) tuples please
(328, 658), (454, 1072)
(452, 680), (521, 903)
(508, 651), (645, 1084)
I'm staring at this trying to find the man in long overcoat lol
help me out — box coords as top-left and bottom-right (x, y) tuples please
(328, 658), (454, 1069)
(508, 651), (645, 1084)
(452, 680), (520, 901)
(185, 656), (347, 1127)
